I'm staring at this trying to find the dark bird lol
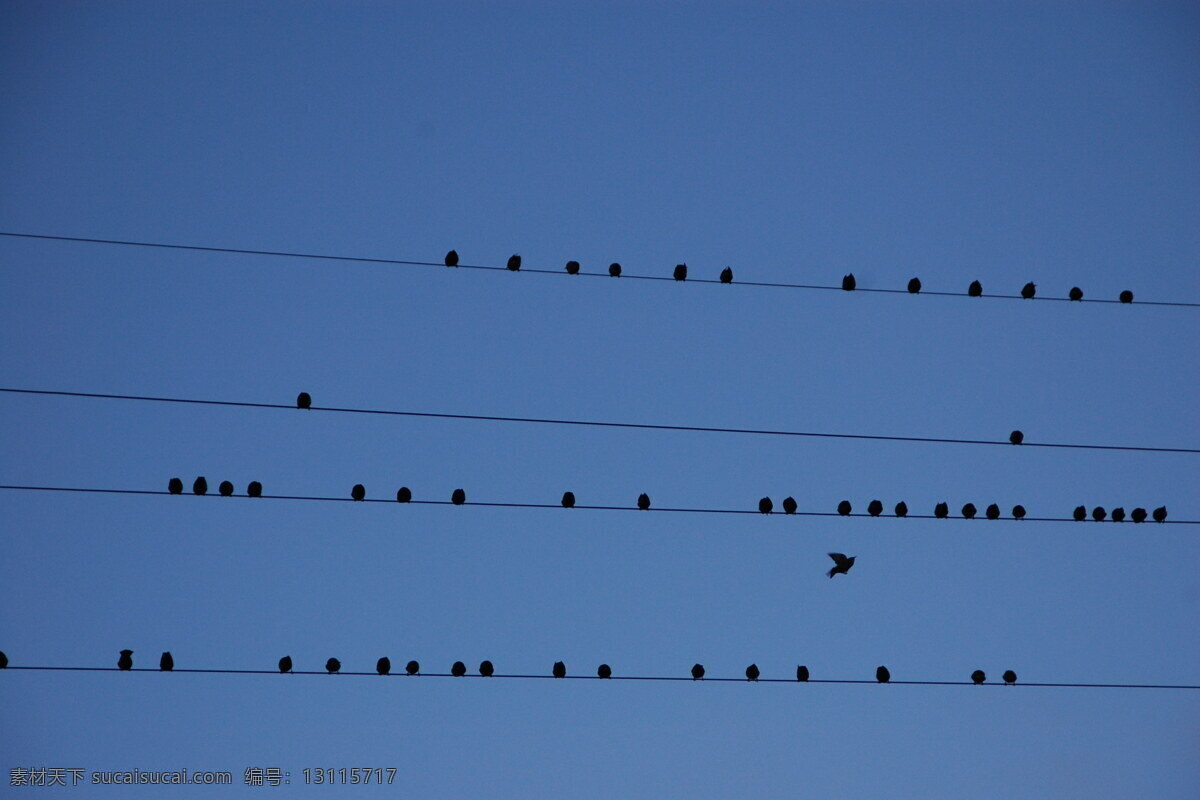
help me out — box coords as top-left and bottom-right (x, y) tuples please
(986, 503), (1000, 520)
(1010, 430), (1024, 445)
(248, 481), (263, 497)
(934, 502), (949, 519)
(118, 650), (133, 671)
(1131, 507), (1147, 523)
(279, 656), (292, 673)
(876, 665), (890, 683)
(480, 660), (495, 677)
(326, 658), (341, 674)
(1153, 506), (1168, 523)
(1073, 505), (1087, 521)
(827, 552), (856, 578)
(451, 488), (466, 505)
(691, 663), (705, 680)
(1021, 282), (1036, 299)
(553, 661), (567, 678)
(193, 477), (208, 495)
(746, 663), (760, 681)
(561, 491), (576, 508)
(377, 657), (391, 675)
(1111, 507), (1126, 522)
(297, 392), (311, 409)
(841, 273), (856, 291)
(396, 487), (412, 503)
(968, 280), (983, 297)
(1013, 504), (1027, 520)
(782, 496), (798, 514)
(0, 651), (7, 669)
(597, 663), (612, 679)
(168, 477), (183, 494)
(507, 254), (521, 271)
(673, 263), (688, 281)
(907, 277), (921, 294)
(1002, 669), (1017, 685)
(160, 652), (173, 671)
(720, 267), (733, 284)
(351, 484), (366, 501)
(609, 262), (621, 277)
(219, 480), (233, 496)
(837, 500), (852, 516)
(406, 660), (420, 675)
(962, 503), (977, 519)
(971, 669), (986, 684)
(1069, 286), (1084, 301)
(637, 493), (651, 510)
(451, 661), (466, 677)
(895, 501), (908, 517)
(1092, 506), (1107, 522)
(759, 497), (773, 514)
(1119, 290), (1134, 304)
(796, 665), (809, 682)
(867, 499), (883, 517)
(445, 249), (459, 267)
(565, 260), (580, 275)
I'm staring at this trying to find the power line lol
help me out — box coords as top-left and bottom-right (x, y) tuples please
(4, 665), (1196, 691)
(2, 387), (1195, 455)
(3, 231), (1197, 308)
(0, 484), (1188, 525)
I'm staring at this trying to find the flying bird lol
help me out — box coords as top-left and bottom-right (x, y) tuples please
(1073, 506), (1087, 521)
(609, 262), (622, 277)
(219, 480), (233, 496)
(377, 657), (391, 675)
(1153, 506), (1167, 523)
(637, 493), (651, 510)
(691, 663), (705, 680)
(351, 484), (366, 501)
(326, 658), (341, 674)
(118, 650), (134, 671)
(597, 664), (612, 679)
(248, 481), (263, 497)
(907, 277), (921, 294)
(1021, 282), (1036, 299)
(1119, 290), (1133, 304)
(673, 263), (688, 281)
(565, 260), (580, 275)
(796, 665), (809, 682)
(168, 477), (183, 494)
(968, 280), (983, 297)
(480, 660), (495, 677)
(1131, 507), (1147, 523)
(561, 491), (576, 508)
(971, 669), (985, 684)
(553, 661), (567, 678)
(444, 250), (459, 267)
(746, 664), (760, 681)
(1111, 507), (1126, 522)
(837, 500), (852, 516)
(279, 656), (292, 673)
(876, 666), (890, 683)
(193, 477), (208, 495)
(867, 499), (883, 517)
(1002, 669), (1017, 684)
(934, 502), (949, 519)
(827, 552), (856, 578)
(962, 503), (977, 519)
(1092, 506), (1107, 522)
(396, 487), (412, 503)
(507, 254), (521, 271)
(894, 501), (908, 517)
(451, 488), (466, 505)
(160, 652), (173, 671)
(759, 497), (773, 514)
(451, 661), (466, 677)
(986, 504), (1000, 520)
(1069, 286), (1083, 301)
(720, 267), (733, 284)
(406, 660), (420, 675)
(297, 392), (311, 409)
(841, 273), (856, 291)
(1010, 430), (1024, 445)
(782, 497), (798, 514)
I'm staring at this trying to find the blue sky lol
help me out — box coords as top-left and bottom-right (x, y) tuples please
(1, 2), (1198, 797)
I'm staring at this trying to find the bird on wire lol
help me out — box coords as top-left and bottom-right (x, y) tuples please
(894, 501), (908, 517)
(1069, 286), (1084, 301)
(876, 666), (890, 683)
(247, 481), (262, 497)
(1131, 508), (1147, 523)
(351, 484), (366, 501)
(160, 652), (173, 671)
(1120, 290), (1134, 303)
(561, 491), (575, 508)
(451, 661), (467, 677)
(396, 487), (412, 502)
(691, 663), (705, 680)
(118, 650), (133, 671)
(637, 493), (651, 510)
(168, 477), (183, 494)
(968, 280), (983, 297)
(842, 273), (856, 291)
(934, 502), (949, 519)
(720, 267), (733, 284)
(1003, 670), (1017, 685)
(1111, 507), (1126, 522)
(1073, 506), (1087, 521)
(609, 262), (621, 277)
(219, 480), (233, 496)
(796, 665), (810, 682)
(1012, 504), (1027, 520)
(406, 660), (420, 676)
(827, 553), (856, 578)
(746, 664), (760, 681)
(296, 392), (311, 409)
(1021, 282), (1037, 299)
(193, 477), (207, 495)
(451, 488), (466, 505)
(480, 660), (495, 677)
(1092, 507), (1107, 522)
(0, 651), (7, 669)
(553, 661), (567, 678)
(782, 497), (798, 514)
(962, 503), (977, 519)
(837, 500), (852, 516)
(1153, 506), (1168, 522)
(565, 260), (580, 275)
(597, 664), (612, 679)
(278, 656), (292, 674)
(673, 263), (688, 281)
(971, 670), (986, 684)
(444, 250), (459, 267)
(326, 658), (341, 674)
(986, 504), (1000, 520)
(377, 657), (390, 675)
(1010, 430), (1024, 445)
(759, 497), (773, 514)
(507, 254), (521, 271)
(907, 277), (921, 294)
(867, 499), (883, 517)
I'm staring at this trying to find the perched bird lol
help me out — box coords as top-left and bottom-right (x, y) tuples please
(841, 273), (856, 291)
(553, 661), (567, 678)
(193, 477), (208, 495)
(962, 503), (977, 519)
(867, 499), (883, 517)
(168, 477), (183, 494)
(968, 280), (983, 297)
(986, 504), (1000, 520)
(160, 652), (174, 671)
(507, 254), (521, 271)
(480, 660), (495, 677)
(782, 497), (798, 515)
(1073, 506), (1087, 521)
(837, 500), (852, 516)
(377, 657), (391, 675)
(1119, 290), (1134, 304)
(971, 669), (986, 685)
(827, 552), (856, 578)
(451, 488), (466, 505)
(691, 663), (705, 680)
(1002, 669), (1017, 685)
(1021, 282), (1036, 299)
(444, 250), (459, 267)
(1131, 507), (1148, 523)
(118, 650), (134, 671)
(1111, 507), (1126, 522)
(637, 493), (651, 510)
(876, 666), (890, 683)
(796, 665), (810, 682)
(219, 480), (234, 497)
(396, 487), (412, 503)
(297, 392), (312, 409)
(278, 656), (292, 673)
(406, 660), (420, 675)
(934, 502), (949, 519)
(894, 501), (908, 517)
(608, 262), (622, 277)
(561, 491), (576, 508)
(451, 661), (466, 677)
(1069, 286), (1084, 301)
(565, 260), (580, 275)
(1013, 504), (1027, 520)
(247, 481), (263, 497)
(351, 484), (366, 501)
(746, 664), (760, 681)
(0, 651), (7, 669)
(720, 267), (733, 284)
(673, 263), (688, 281)
(759, 497), (773, 514)
(1092, 506), (1107, 522)
(1153, 506), (1168, 523)
(1010, 430), (1024, 445)
(326, 658), (341, 674)
(907, 277), (921, 294)
(597, 663), (612, 679)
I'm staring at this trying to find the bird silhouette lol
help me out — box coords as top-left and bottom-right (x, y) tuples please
(565, 260), (580, 275)
(1021, 282), (1036, 299)
(1111, 507), (1126, 522)
(827, 552), (856, 578)
(1153, 506), (1168, 523)
(451, 488), (466, 505)
(0, 651), (7, 669)
(480, 660), (495, 677)
(1073, 505), (1087, 521)
(894, 501), (908, 517)
(746, 664), (760, 681)
(968, 280), (983, 297)
(326, 658), (341, 674)
(691, 663), (705, 680)
(219, 480), (233, 496)
(444, 250), (459, 267)
(842, 273), (856, 291)
(406, 660), (420, 675)
(396, 487), (412, 503)
(907, 277), (921, 294)
(1131, 507), (1147, 523)
(837, 500), (852, 516)
(1119, 290), (1133, 304)
(351, 484), (366, 501)
(278, 656), (292, 673)
(193, 477), (208, 495)
(608, 262), (622, 277)
(934, 502), (949, 519)
(377, 657), (391, 675)
(876, 666), (890, 683)
(971, 669), (986, 684)
(160, 652), (173, 671)
(451, 661), (466, 677)
(553, 661), (567, 678)
(673, 263), (687, 281)
(597, 663), (612, 678)
(759, 497), (773, 514)
(720, 267), (733, 284)
(961, 503), (977, 519)
(1013, 504), (1027, 520)
(782, 497), (798, 514)
(1069, 286), (1084, 301)
(297, 392), (311, 409)
(118, 650), (133, 671)
(796, 665), (809, 682)
(561, 491), (576, 508)
(986, 503), (1000, 520)
(1092, 506), (1107, 522)
(1010, 430), (1024, 445)
(1002, 669), (1017, 684)
(637, 493), (651, 510)
(168, 477), (183, 494)
(507, 254), (521, 271)
(867, 499), (883, 517)
(248, 481), (263, 497)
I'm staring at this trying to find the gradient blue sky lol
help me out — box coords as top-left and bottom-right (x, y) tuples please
(2, 2), (1198, 797)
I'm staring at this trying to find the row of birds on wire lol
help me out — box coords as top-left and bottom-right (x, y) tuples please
(164, 476), (1170, 524)
(442, 250), (1139, 303)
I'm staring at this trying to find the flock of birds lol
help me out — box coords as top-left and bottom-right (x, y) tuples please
(442, 250), (1138, 302)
